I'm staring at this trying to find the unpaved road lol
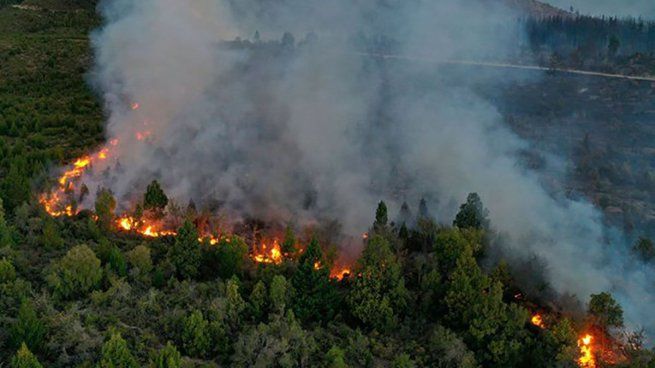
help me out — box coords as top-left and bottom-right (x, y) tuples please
(362, 52), (655, 83)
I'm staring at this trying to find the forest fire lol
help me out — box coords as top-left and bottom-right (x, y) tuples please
(578, 334), (596, 368)
(40, 147), (113, 217)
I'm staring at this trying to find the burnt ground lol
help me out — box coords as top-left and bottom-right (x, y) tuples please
(474, 68), (655, 238)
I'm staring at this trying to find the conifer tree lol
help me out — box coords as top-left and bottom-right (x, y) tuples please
(10, 343), (43, 368)
(99, 332), (139, 368)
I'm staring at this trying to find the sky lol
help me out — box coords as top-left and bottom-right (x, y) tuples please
(547, 0), (655, 18)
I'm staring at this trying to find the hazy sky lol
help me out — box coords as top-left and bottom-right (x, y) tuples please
(547, 0), (655, 18)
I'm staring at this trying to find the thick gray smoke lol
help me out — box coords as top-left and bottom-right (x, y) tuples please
(85, 0), (655, 337)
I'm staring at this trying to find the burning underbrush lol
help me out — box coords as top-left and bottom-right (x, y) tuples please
(38, 141), (352, 280)
(526, 308), (633, 367)
(36, 129), (638, 367)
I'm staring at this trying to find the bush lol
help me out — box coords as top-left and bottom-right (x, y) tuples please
(47, 244), (102, 299)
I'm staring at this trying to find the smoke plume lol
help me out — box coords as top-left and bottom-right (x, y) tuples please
(85, 0), (655, 337)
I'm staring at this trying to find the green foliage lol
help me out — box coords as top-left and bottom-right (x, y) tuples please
(10, 343), (43, 368)
(231, 311), (316, 367)
(0, 256), (16, 283)
(269, 275), (289, 314)
(281, 225), (296, 257)
(40, 217), (64, 249)
(444, 251), (528, 366)
(99, 332), (139, 368)
(108, 246), (127, 277)
(95, 188), (116, 232)
(453, 193), (489, 230)
(126, 244), (152, 279)
(0, 198), (13, 248)
(143, 180), (168, 212)
(181, 310), (211, 358)
(169, 221), (201, 279)
(374, 201), (388, 229)
(151, 342), (181, 368)
(10, 299), (46, 353)
(325, 346), (348, 368)
(291, 237), (338, 324)
(588, 292), (624, 328)
(1, 158), (30, 213)
(200, 235), (247, 279)
(347, 235), (408, 332)
(422, 325), (477, 368)
(392, 353), (415, 368)
(47, 244), (102, 299)
(225, 278), (246, 330)
(248, 280), (267, 321)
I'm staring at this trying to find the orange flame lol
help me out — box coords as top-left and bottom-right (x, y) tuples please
(330, 267), (351, 280)
(252, 240), (283, 264)
(40, 141), (119, 217)
(531, 314), (545, 329)
(578, 334), (596, 368)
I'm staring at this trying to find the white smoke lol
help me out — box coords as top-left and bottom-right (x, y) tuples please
(83, 0), (655, 337)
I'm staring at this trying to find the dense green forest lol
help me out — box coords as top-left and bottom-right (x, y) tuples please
(1, 1), (655, 367)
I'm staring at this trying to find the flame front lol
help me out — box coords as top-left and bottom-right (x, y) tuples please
(578, 334), (596, 368)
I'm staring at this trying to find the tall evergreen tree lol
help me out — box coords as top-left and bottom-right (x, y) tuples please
(0, 198), (13, 248)
(152, 342), (181, 368)
(1, 158), (30, 213)
(347, 235), (408, 332)
(99, 332), (139, 368)
(169, 221), (201, 279)
(374, 201), (388, 230)
(10, 343), (43, 368)
(10, 299), (46, 353)
(291, 238), (338, 324)
(453, 193), (489, 230)
(143, 180), (168, 211)
(95, 188), (116, 232)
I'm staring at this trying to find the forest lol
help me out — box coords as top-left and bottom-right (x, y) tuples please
(2, 0), (655, 367)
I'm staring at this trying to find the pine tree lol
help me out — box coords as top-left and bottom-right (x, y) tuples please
(374, 201), (388, 230)
(281, 225), (297, 257)
(10, 299), (46, 353)
(347, 235), (408, 332)
(0, 257), (16, 283)
(152, 342), (181, 368)
(453, 193), (489, 230)
(0, 198), (14, 248)
(143, 180), (168, 211)
(169, 221), (201, 279)
(291, 238), (338, 324)
(10, 343), (43, 368)
(47, 244), (102, 299)
(99, 332), (139, 368)
(2, 158), (30, 213)
(95, 188), (116, 232)
(181, 310), (211, 358)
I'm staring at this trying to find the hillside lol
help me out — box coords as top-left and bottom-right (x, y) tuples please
(1, 1), (654, 367)
(502, 0), (572, 17)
